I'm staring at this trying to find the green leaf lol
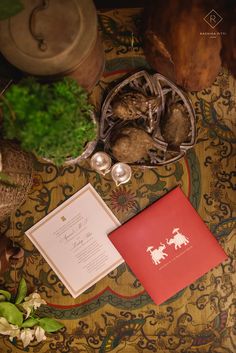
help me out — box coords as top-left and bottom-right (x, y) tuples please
(15, 278), (27, 304)
(39, 318), (64, 333)
(0, 302), (23, 326)
(22, 317), (39, 328)
(0, 0), (24, 20)
(0, 295), (5, 302)
(0, 290), (11, 301)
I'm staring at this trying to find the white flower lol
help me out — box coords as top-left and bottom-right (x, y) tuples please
(0, 317), (20, 341)
(22, 293), (46, 319)
(34, 326), (47, 343)
(20, 328), (34, 348)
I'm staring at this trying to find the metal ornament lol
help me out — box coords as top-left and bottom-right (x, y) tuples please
(111, 163), (132, 186)
(100, 70), (196, 167)
(90, 152), (112, 175)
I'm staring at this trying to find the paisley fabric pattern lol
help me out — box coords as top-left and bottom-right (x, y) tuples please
(0, 9), (235, 353)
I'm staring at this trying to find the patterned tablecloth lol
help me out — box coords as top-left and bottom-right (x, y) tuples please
(0, 8), (235, 353)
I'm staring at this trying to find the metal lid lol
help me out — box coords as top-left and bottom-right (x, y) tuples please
(0, 0), (97, 76)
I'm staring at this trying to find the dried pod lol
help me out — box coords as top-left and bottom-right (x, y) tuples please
(160, 103), (191, 151)
(112, 92), (160, 120)
(111, 127), (157, 163)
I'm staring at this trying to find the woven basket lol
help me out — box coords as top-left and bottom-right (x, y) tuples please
(0, 140), (33, 222)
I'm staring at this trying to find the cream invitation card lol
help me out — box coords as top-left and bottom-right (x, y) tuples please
(25, 184), (123, 298)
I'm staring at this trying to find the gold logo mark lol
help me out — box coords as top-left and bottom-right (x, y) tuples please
(204, 9), (223, 29)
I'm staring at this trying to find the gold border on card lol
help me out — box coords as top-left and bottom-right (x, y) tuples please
(73, 258), (123, 296)
(28, 184), (120, 232)
(26, 184), (121, 297)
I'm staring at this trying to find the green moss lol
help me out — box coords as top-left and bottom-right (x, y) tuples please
(1, 77), (96, 165)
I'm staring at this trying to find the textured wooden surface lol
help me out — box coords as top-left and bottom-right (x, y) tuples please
(0, 8), (235, 353)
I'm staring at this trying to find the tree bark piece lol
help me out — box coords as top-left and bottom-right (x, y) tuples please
(219, 0), (236, 78)
(144, 0), (222, 91)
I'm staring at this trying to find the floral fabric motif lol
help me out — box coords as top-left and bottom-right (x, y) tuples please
(0, 8), (235, 353)
(109, 187), (136, 213)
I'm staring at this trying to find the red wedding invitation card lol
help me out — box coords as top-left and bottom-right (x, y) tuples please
(109, 187), (227, 305)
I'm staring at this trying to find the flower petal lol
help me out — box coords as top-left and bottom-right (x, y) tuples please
(22, 303), (32, 319)
(34, 326), (46, 343)
(23, 292), (46, 314)
(20, 328), (34, 348)
(0, 317), (20, 338)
